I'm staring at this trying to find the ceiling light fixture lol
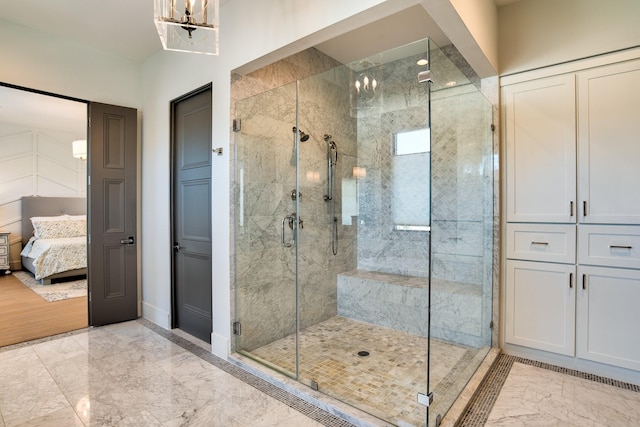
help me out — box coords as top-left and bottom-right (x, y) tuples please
(354, 60), (379, 99)
(154, 0), (219, 55)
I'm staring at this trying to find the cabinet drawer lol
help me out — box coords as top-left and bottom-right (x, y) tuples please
(0, 246), (6, 256)
(0, 256), (8, 268)
(578, 225), (640, 269)
(506, 223), (576, 263)
(0, 235), (7, 245)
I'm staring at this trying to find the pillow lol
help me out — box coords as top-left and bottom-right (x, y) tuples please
(31, 215), (87, 239)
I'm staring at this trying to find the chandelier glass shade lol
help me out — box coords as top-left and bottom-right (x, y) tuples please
(154, 0), (219, 55)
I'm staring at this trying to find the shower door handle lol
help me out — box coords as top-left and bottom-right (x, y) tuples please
(281, 215), (294, 247)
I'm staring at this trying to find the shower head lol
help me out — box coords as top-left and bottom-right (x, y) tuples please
(292, 127), (310, 142)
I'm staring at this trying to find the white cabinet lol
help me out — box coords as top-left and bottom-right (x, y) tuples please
(577, 266), (640, 371)
(578, 61), (640, 224)
(505, 260), (575, 356)
(506, 223), (576, 264)
(578, 225), (640, 269)
(503, 58), (640, 373)
(505, 60), (640, 225)
(504, 74), (576, 223)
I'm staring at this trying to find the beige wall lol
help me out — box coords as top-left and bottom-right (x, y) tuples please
(499, 0), (640, 75)
(421, 0), (498, 77)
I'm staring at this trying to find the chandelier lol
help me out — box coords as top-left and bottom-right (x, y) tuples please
(353, 60), (379, 103)
(154, 0), (219, 55)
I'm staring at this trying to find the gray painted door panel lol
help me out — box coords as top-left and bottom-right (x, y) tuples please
(173, 86), (212, 343)
(88, 102), (138, 326)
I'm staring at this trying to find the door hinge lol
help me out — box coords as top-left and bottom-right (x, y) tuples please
(417, 391), (433, 407)
(233, 119), (241, 132)
(233, 321), (241, 336)
(490, 320), (494, 329)
(88, 291), (91, 302)
(490, 123), (495, 132)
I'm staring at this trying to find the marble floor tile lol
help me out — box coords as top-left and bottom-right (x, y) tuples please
(0, 320), (332, 427)
(485, 362), (640, 427)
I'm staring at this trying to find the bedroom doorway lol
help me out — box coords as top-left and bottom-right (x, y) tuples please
(0, 83), (141, 345)
(0, 83), (89, 346)
(171, 84), (213, 343)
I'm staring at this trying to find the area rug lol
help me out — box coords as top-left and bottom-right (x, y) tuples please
(13, 271), (87, 302)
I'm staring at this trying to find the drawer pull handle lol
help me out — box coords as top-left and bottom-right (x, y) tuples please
(531, 241), (549, 246)
(582, 274), (586, 290)
(569, 272), (573, 289)
(583, 201), (588, 216)
(610, 245), (632, 249)
(570, 201), (574, 217)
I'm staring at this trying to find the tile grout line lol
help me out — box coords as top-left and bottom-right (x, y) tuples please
(138, 319), (358, 427)
(456, 353), (640, 426)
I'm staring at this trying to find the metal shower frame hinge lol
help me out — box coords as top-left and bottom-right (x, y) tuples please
(418, 70), (433, 84)
(233, 321), (241, 336)
(417, 391), (433, 407)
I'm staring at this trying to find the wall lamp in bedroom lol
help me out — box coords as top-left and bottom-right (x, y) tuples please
(72, 140), (87, 161)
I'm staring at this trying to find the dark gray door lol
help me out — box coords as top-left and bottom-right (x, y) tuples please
(88, 102), (138, 326)
(172, 85), (212, 343)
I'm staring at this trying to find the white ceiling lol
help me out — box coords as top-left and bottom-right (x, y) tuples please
(0, 0), (517, 134)
(0, 0), (519, 64)
(0, 85), (87, 136)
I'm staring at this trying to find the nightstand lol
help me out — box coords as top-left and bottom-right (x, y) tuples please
(0, 231), (10, 274)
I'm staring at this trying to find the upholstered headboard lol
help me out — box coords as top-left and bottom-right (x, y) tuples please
(21, 196), (87, 246)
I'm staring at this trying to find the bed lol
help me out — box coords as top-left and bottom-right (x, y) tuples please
(20, 196), (87, 285)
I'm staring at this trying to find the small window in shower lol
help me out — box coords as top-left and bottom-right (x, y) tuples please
(392, 128), (430, 231)
(395, 128), (430, 155)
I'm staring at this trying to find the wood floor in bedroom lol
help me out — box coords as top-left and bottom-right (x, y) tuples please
(0, 273), (87, 347)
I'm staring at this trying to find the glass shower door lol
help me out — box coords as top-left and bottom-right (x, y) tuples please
(233, 82), (300, 377)
(296, 39), (433, 427)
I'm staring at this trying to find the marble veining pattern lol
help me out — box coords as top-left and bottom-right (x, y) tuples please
(486, 362), (640, 426)
(337, 270), (484, 347)
(0, 320), (332, 427)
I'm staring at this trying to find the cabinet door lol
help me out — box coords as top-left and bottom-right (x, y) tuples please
(505, 260), (576, 356)
(577, 266), (640, 371)
(578, 60), (640, 224)
(504, 75), (576, 223)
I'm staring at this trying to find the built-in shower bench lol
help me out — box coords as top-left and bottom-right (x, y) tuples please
(337, 269), (485, 347)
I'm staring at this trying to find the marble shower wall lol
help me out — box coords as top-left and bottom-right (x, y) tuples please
(356, 53), (432, 277)
(355, 45), (494, 346)
(231, 49), (356, 352)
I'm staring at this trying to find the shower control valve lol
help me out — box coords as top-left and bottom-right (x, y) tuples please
(286, 214), (303, 229)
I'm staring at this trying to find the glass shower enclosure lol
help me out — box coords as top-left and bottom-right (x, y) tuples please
(233, 38), (494, 427)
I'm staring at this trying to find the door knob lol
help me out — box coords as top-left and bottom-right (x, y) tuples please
(120, 236), (135, 246)
(173, 243), (185, 252)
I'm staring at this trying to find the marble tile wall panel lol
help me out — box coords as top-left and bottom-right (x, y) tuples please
(337, 271), (484, 347)
(231, 48), (357, 351)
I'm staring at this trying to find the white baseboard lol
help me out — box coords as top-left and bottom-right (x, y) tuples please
(141, 301), (171, 329)
(212, 332), (229, 359)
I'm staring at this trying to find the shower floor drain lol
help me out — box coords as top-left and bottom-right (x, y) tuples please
(357, 350), (370, 357)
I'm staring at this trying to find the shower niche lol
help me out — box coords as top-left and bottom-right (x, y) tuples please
(231, 37), (495, 427)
